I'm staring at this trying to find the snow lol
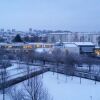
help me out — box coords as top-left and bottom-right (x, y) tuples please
(95, 46), (100, 49)
(62, 42), (95, 46)
(64, 43), (77, 47)
(35, 48), (52, 53)
(0, 62), (41, 80)
(1, 72), (100, 100)
(74, 42), (95, 46)
(48, 32), (72, 35)
(43, 72), (100, 100)
(54, 42), (95, 48)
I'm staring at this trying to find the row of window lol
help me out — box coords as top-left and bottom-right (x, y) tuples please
(0, 44), (53, 49)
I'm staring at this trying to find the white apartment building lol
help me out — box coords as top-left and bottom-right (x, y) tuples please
(47, 32), (100, 46)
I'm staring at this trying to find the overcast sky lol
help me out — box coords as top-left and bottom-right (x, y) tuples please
(0, 0), (100, 31)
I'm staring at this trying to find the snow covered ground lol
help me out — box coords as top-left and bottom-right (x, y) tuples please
(1, 63), (41, 80)
(43, 72), (100, 100)
(0, 72), (100, 100)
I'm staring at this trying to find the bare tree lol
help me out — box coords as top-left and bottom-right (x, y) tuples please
(34, 51), (41, 64)
(64, 53), (79, 69)
(0, 55), (10, 100)
(22, 49), (35, 85)
(24, 52), (31, 86)
(63, 52), (80, 80)
(8, 76), (52, 100)
(16, 48), (24, 69)
(23, 77), (51, 100)
(51, 48), (64, 79)
(39, 50), (49, 65)
(52, 48), (63, 67)
(80, 55), (94, 72)
(8, 87), (25, 100)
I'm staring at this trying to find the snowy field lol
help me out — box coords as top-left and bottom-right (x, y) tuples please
(0, 72), (100, 100)
(43, 72), (100, 100)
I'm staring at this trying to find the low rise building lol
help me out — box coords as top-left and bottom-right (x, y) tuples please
(0, 42), (54, 53)
(54, 42), (95, 55)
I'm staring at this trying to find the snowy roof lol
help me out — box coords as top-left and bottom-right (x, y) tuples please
(0, 42), (54, 46)
(0, 43), (7, 45)
(48, 32), (72, 35)
(64, 43), (77, 47)
(35, 48), (51, 53)
(28, 42), (53, 45)
(48, 32), (100, 35)
(74, 42), (95, 46)
(95, 46), (100, 49)
(54, 42), (95, 47)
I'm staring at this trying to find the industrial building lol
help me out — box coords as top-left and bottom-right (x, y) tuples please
(54, 42), (95, 55)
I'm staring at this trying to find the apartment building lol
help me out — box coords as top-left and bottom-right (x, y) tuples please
(47, 32), (100, 46)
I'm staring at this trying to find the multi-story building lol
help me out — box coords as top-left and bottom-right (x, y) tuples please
(47, 32), (100, 46)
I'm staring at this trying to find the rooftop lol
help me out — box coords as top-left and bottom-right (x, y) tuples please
(74, 42), (95, 46)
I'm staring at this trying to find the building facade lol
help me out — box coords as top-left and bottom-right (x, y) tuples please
(47, 32), (100, 46)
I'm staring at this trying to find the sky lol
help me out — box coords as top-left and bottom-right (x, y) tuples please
(0, 0), (100, 32)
